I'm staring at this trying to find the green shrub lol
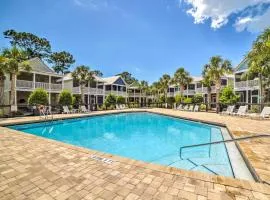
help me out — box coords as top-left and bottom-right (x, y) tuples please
(58, 90), (73, 106)
(158, 95), (166, 103)
(104, 94), (117, 107)
(98, 104), (106, 111)
(175, 94), (184, 104)
(192, 94), (204, 104)
(200, 104), (206, 111)
(166, 97), (175, 105)
(72, 94), (82, 106)
(219, 86), (240, 104)
(250, 105), (260, 113)
(116, 96), (126, 104)
(183, 97), (192, 104)
(28, 88), (49, 105)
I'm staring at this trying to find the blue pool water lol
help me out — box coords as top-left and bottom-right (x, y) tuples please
(8, 112), (234, 177)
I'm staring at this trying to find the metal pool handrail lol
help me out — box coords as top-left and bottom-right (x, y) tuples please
(179, 134), (270, 159)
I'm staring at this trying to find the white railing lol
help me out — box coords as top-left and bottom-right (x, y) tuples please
(72, 87), (80, 94)
(183, 90), (196, 95)
(105, 90), (127, 97)
(16, 80), (33, 89)
(16, 80), (62, 91)
(128, 93), (147, 97)
(50, 83), (62, 91)
(196, 87), (208, 93)
(35, 82), (50, 90)
(235, 79), (259, 90)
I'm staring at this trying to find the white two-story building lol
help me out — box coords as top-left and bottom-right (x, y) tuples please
(3, 58), (63, 112)
(167, 75), (234, 103)
(234, 59), (260, 104)
(63, 74), (128, 105)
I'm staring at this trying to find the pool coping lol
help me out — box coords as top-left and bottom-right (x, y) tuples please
(1, 109), (263, 185)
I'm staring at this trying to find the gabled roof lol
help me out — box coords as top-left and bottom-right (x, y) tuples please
(26, 57), (59, 75)
(129, 81), (140, 89)
(235, 59), (248, 72)
(63, 73), (106, 82)
(100, 75), (127, 85)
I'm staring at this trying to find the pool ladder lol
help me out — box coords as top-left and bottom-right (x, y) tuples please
(179, 134), (270, 159)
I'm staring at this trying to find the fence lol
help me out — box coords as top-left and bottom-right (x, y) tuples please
(1, 102), (270, 118)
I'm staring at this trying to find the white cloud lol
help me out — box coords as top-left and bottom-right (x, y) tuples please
(235, 9), (270, 32)
(181, 0), (270, 31)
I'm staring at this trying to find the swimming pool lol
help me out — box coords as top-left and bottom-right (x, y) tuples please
(8, 112), (249, 178)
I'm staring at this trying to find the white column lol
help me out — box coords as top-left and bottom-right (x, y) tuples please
(49, 93), (51, 105)
(103, 83), (105, 103)
(33, 73), (36, 89)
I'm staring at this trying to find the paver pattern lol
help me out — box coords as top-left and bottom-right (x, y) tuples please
(0, 108), (270, 200)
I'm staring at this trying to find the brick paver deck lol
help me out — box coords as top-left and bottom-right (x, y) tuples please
(0, 109), (270, 200)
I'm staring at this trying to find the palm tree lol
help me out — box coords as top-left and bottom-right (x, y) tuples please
(159, 74), (171, 101)
(246, 28), (270, 104)
(2, 47), (31, 109)
(0, 56), (7, 105)
(201, 64), (212, 110)
(139, 80), (148, 105)
(72, 65), (95, 104)
(173, 67), (192, 98)
(150, 82), (160, 102)
(204, 56), (233, 112)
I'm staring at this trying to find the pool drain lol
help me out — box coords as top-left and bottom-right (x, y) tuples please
(90, 155), (114, 164)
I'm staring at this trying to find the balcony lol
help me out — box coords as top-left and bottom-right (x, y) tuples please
(183, 90), (196, 95)
(16, 80), (62, 92)
(196, 87), (208, 94)
(235, 80), (259, 91)
(73, 87), (104, 95)
(128, 93), (146, 98)
(105, 90), (127, 97)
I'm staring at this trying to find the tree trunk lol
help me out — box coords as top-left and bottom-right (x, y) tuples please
(207, 87), (211, 111)
(10, 73), (16, 106)
(81, 84), (85, 104)
(259, 74), (264, 111)
(215, 81), (221, 113)
(0, 76), (5, 105)
(180, 84), (184, 102)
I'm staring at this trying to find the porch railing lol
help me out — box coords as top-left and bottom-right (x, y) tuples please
(16, 80), (62, 91)
(235, 79), (259, 90)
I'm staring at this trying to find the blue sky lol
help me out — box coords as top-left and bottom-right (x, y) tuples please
(1, 0), (270, 83)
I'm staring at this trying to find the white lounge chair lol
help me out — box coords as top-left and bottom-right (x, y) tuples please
(62, 106), (71, 114)
(183, 105), (189, 111)
(176, 104), (183, 110)
(63, 106), (77, 114)
(116, 104), (121, 110)
(194, 105), (199, 112)
(232, 106), (247, 116)
(120, 104), (126, 109)
(248, 106), (270, 119)
(221, 105), (235, 115)
(80, 105), (90, 113)
(188, 105), (194, 112)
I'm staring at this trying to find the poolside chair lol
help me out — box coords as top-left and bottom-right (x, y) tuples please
(183, 105), (189, 111)
(62, 106), (70, 114)
(248, 106), (270, 119)
(221, 105), (235, 115)
(176, 104), (183, 110)
(188, 105), (194, 112)
(120, 104), (127, 109)
(232, 106), (247, 116)
(194, 105), (199, 112)
(116, 104), (121, 110)
(80, 105), (90, 113)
